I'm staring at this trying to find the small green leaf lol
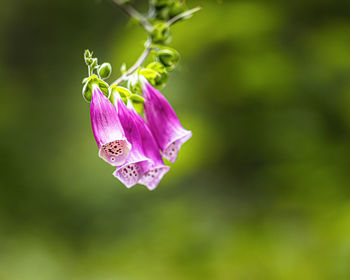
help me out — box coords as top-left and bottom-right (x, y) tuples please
(139, 68), (160, 79)
(109, 85), (131, 105)
(82, 74), (109, 103)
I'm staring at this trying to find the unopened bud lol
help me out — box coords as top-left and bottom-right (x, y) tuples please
(98, 63), (112, 79)
(146, 62), (168, 87)
(169, 1), (186, 18)
(156, 47), (180, 71)
(150, 22), (172, 44)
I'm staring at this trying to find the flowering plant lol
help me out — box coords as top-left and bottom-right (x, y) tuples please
(81, 0), (201, 190)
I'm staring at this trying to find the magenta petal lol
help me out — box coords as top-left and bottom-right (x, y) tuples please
(143, 82), (192, 163)
(113, 156), (152, 188)
(130, 106), (170, 190)
(90, 85), (131, 166)
(112, 96), (153, 188)
(139, 165), (170, 190)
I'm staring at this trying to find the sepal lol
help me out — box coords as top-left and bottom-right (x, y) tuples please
(129, 94), (145, 115)
(109, 85), (131, 105)
(82, 75), (109, 103)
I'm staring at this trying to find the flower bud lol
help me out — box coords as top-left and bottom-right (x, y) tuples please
(98, 62), (112, 79)
(84, 49), (93, 65)
(156, 47), (180, 71)
(150, 22), (172, 44)
(146, 62), (168, 88)
(169, 1), (186, 18)
(91, 58), (98, 69)
(82, 75), (109, 103)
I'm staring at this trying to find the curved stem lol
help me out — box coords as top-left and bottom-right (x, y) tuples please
(112, 0), (153, 32)
(166, 6), (202, 27)
(112, 42), (152, 85)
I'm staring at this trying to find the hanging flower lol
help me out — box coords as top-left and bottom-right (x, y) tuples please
(112, 92), (153, 188)
(129, 104), (170, 190)
(90, 84), (131, 166)
(142, 81), (192, 163)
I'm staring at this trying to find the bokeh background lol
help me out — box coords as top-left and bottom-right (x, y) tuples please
(1, 0), (350, 279)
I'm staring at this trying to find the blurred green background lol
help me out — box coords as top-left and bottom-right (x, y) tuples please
(1, 0), (350, 279)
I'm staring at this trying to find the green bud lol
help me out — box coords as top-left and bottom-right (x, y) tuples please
(84, 50), (94, 67)
(82, 74), (109, 103)
(155, 7), (170, 21)
(150, 22), (172, 44)
(146, 62), (168, 87)
(85, 58), (93, 66)
(156, 47), (180, 71)
(169, 1), (186, 18)
(98, 62), (112, 79)
(91, 58), (98, 69)
(84, 49), (92, 59)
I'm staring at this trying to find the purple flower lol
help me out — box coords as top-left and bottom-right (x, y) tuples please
(142, 81), (192, 163)
(90, 85), (131, 166)
(129, 104), (170, 190)
(112, 94), (153, 188)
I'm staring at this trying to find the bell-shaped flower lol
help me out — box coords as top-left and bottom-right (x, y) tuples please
(90, 84), (131, 166)
(142, 81), (192, 163)
(129, 103), (170, 190)
(112, 93), (153, 188)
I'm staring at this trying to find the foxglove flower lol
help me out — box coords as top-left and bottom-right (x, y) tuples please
(112, 93), (153, 188)
(142, 81), (192, 163)
(129, 104), (170, 190)
(90, 85), (131, 166)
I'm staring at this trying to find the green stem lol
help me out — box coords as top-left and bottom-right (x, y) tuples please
(112, 41), (152, 85)
(112, 0), (153, 32)
(166, 6), (202, 27)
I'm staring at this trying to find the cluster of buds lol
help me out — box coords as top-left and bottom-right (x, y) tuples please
(81, 0), (200, 190)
